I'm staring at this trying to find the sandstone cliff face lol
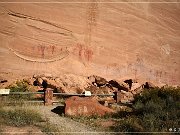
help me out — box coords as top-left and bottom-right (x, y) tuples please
(0, 0), (180, 86)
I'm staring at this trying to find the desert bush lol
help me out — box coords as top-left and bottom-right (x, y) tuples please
(5, 80), (35, 103)
(110, 87), (180, 133)
(7, 80), (31, 92)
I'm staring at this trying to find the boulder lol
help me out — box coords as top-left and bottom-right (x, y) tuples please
(129, 83), (143, 95)
(108, 80), (129, 91)
(131, 83), (142, 91)
(32, 74), (89, 94)
(56, 74), (91, 91)
(89, 75), (108, 87)
(143, 82), (156, 89)
(65, 96), (115, 116)
(95, 76), (108, 87)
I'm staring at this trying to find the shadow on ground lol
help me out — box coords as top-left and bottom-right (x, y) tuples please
(51, 106), (65, 115)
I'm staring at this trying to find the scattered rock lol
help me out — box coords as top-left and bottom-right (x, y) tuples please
(108, 80), (129, 91)
(65, 96), (115, 116)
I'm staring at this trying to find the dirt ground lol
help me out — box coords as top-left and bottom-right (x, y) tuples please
(1, 105), (106, 135)
(1, 125), (44, 135)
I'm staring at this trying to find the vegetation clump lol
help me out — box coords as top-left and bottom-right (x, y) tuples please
(5, 80), (33, 102)
(110, 87), (180, 133)
(0, 108), (43, 127)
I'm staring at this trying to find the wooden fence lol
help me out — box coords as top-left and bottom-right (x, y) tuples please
(0, 88), (119, 105)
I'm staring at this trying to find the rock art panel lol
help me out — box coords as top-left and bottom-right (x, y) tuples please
(0, 2), (179, 86)
(2, 9), (76, 62)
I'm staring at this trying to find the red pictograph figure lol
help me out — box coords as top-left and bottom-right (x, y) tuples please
(73, 43), (93, 62)
(38, 45), (45, 58)
(84, 47), (93, 62)
(78, 44), (83, 59)
(73, 43), (83, 60)
(51, 45), (55, 54)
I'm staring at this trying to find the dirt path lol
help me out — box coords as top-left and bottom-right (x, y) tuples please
(2, 104), (111, 134)
(29, 105), (103, 135)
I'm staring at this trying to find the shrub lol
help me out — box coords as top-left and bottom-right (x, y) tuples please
(111, 116), (143, 132)
(110, 87), (180, 133)
(5, 80), (34, 103)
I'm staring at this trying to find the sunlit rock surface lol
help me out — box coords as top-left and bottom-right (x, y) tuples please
(0, 0), (180, 86)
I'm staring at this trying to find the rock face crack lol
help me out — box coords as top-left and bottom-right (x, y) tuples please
(26, 24), (70, 37)
(7, 10), (73, 33)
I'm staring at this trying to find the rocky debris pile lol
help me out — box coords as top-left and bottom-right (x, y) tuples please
(65, 96), (115, 116)
(32, 74), (92, 94)
(20, 74), (156, 107)
(3, 73), (158, 115)
(95, 78), (156, 104)
(31, 74), (115, 97)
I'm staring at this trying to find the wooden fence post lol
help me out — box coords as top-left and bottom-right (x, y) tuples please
(44, 88), (53, 105)
(113, 91), (121, 103)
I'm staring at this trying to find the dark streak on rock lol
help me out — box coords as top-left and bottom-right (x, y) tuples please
(7, 9), (72, 33)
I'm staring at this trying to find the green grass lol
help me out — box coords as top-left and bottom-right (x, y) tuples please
(0, 80), (44, 106)
(0, 107), (61, 134)
(0, 108), (43, 127)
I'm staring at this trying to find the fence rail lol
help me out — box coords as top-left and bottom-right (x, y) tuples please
(9, 92), (114, 97)
(0, 88), (119, 105)
(10, 92), (44, 95)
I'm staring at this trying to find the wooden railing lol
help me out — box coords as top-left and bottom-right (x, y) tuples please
(0, 88), (119, 105)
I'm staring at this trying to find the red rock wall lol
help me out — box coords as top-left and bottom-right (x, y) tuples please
(0, 0), (180, 86)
